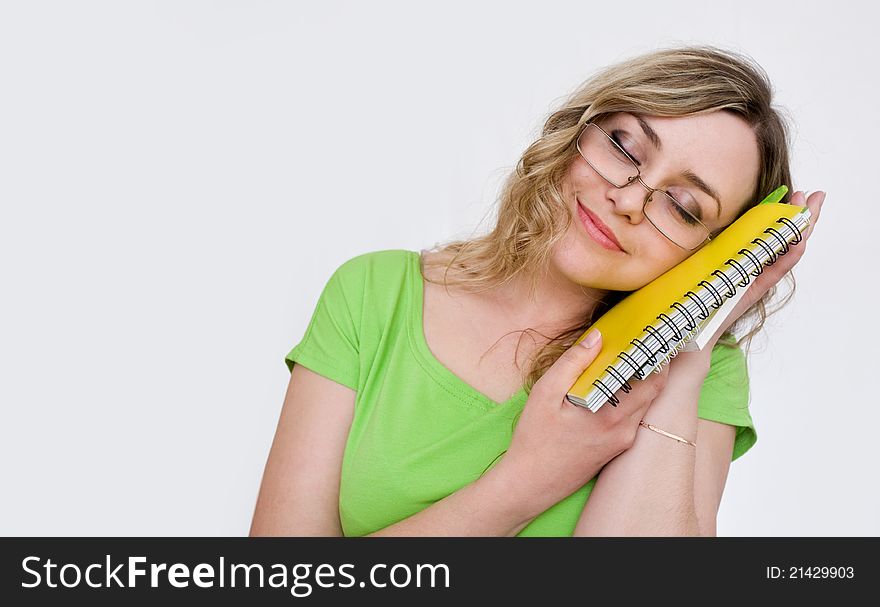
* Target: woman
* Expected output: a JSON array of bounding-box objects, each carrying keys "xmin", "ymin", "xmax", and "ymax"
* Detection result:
[{"xmin": 250, "ymin": 45, "xmax": 825, "ymax": 537}]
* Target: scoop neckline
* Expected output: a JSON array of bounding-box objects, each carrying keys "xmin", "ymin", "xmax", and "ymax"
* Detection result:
[{"xmin": 406, "ymin": 250, "xmax": 528, "ymax": 415}]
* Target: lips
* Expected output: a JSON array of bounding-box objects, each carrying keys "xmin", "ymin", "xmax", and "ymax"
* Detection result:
[{"xmin": 577, "ymin": 198, "xmax": 624, "ymax": 252}]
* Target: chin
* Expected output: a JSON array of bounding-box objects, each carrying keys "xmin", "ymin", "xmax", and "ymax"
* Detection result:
[
  {"xmin": 556, "ymin": 227, "xmax": 679, "ymax": 291},
  {"xmin": 584, "ymin": 263, "xmax": 668, "ymax": 293}
]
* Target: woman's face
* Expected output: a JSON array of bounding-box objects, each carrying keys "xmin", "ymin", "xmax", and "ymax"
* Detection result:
[{"xmin": 554, "ymin": 110, "xmax": 762, "ymax": 292}]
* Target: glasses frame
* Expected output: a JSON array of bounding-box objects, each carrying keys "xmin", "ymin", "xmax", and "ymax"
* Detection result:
[{"xmin": 575, "ymin": 120, "xmax": 714, "ymax": 251}]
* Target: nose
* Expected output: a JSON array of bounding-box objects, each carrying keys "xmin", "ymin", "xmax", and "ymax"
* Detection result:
[{"xmin": 606, "ymin": 175, "xmax": 651, "ymax": 224}]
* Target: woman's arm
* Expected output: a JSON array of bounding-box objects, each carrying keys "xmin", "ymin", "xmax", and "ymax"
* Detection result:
[
  {"xmin": 249, "ymin": 363, "xmax": 356, "ymax": 536},
  {"xmin": 365, "ymin": 463, "xmax": 547, "ymax": 537},
  {"xmin": 572, "ymin": 353, "xmax": 713, "ymax": 536},
  {"xmin": 250, "ymin": 363, "xmax": 554, "ymax": 537},
  {"xmin": 692, "ymin": 418, "xmax": 736, "ymax": 536}
]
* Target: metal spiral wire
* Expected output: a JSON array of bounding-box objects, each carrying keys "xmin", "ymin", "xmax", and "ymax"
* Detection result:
[{"xmin": 579, "ymin": 213, "xmax": 810, "ymax": 413}]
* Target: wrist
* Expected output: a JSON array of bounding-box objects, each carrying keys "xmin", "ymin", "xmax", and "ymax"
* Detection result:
[
  {"xmin": 474, "ymin": 461, "xmax": 543, "ymax": 533},
  {"xmin": 478, "ymin": 455, "xmax": 585, "ymax": 529},
  {"xmin": 668, "ymin": 350, "xmax": 712, "ymax": 382},
  {"xmin": 642, "ymin": 359, "xmax": 707, "ymax": 439}
]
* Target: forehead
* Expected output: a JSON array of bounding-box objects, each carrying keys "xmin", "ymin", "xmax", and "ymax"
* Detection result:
[{"xmin": 608, "ymin": 111, "xmax": 761, "ymax": 220}]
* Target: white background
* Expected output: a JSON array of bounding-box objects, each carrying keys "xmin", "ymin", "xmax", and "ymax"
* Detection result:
[{"xmin": 1, "ymin": 0, "xmax": 875, "ymax": 536}]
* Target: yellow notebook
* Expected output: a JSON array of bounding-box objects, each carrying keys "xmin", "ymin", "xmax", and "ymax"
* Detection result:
[{"xmin": 565, "ymin": 185, "xmax": 811, "ymax": 413}]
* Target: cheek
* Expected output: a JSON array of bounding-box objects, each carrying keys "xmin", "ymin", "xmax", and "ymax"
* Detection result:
[
  {"xmin": 630, "ymin": 238, "xmax": 690, "ymax": 282},
  {"xmin": 601, "ymin": 238, "xmax": 691, "ymax": 290},
  {"xmin": 552, "ymin": 244, "xmax": 684, "ymax": 291}
]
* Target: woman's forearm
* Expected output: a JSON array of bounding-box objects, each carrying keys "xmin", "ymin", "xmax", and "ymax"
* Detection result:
[
  {"xmin": 572, "ymin": 358, "xmax": 709, "ymax": 536},
  {"xmin": 364, "ymin": 462, "xmax": 550, "ymax": 537}
]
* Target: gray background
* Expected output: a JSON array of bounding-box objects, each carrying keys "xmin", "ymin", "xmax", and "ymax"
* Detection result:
[{"xmin": 1, "ymin": 0, "xmax": 875, "ymax": 535}]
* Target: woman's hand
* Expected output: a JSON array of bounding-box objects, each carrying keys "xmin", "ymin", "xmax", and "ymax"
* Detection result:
[
  {"xmin": 688, "ymin": 189, "xmax": 826, "ymax": 354},
  {"xmin": 491, "ymin": 329, "xmax": 669, "ymax": 515}
]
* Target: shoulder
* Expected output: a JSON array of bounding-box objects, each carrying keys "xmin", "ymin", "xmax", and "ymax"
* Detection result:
[
  {"xmin": 705, "ymin": 339, "xmax": 749, "ymax": 386},
  {"xmin": 699, "ymin": 339, "xmax": 757, "ymax": 462},
  {"xmin": 331, "ymin": 248, "xmax": 415, "ymax": 287},
  {"xmin": 326, "ymin": 248, "xmax": 418, "ymax": 334},
  {"xmin": 310, "ymin": 249, "xmax": 416, "ymax": 319},
  {"xmin": 699, "ymin": 339, "xmax": 752, "ymax": 422}
]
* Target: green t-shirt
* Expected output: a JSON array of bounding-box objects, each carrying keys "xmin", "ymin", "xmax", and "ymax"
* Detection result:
[{"xmin": 284, "ymin": 249, "xmax": 757, "ymax": 536}]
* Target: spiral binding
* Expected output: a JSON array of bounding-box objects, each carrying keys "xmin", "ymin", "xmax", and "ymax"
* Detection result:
[
  {"xmin": 650, "ymin": 322, "xmax": 704, "ymax": 372},
  {"xmin": 573, "ymin": 211, "xmax": 811, "ymax": 412}
]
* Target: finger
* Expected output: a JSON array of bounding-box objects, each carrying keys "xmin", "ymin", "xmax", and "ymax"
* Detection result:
[
  {"xmin": 537, "ymin": 328, "xmax": 603, "ymax": 401},
  {"xmin": 800, "ymin": 191, "xmax": 825, "ymax": 241},
  {"xmin": 790, "ymin": 191, "xmax": 816, "ymax": 238},
  {"xmin": 807, "ymin": 190, "xmax": 825, "ymax": 224}
]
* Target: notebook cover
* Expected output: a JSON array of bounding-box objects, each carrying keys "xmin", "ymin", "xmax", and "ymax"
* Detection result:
[{"xmin": 566, "ymin": 186, "xmax": 807, "ymax": 403}]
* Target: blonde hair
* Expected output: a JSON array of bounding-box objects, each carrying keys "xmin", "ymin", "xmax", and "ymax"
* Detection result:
[{"xmin": 421, "ymin": 44, "xmax": 797, "ymax": 396}]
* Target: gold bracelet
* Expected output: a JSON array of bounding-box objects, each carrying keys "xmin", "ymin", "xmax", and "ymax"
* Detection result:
[{"xmin": 638, "ymin": 419, "xmax": 696, "ymax": 447}]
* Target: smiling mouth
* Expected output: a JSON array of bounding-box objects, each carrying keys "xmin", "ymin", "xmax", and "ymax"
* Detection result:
[{"xmin": 577, "ymin": 198, "xmax": 624, "ymax": 252}]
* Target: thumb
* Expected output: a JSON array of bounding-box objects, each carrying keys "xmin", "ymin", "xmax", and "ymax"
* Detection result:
[{"xmin": 537, "ymin": 328, "xmax": 603, "ymax": 395}]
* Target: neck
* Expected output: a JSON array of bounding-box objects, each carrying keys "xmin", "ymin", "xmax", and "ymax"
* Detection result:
[{"xmin": 486, "ymin": 263, "xmax": 609, "ymax": 335}]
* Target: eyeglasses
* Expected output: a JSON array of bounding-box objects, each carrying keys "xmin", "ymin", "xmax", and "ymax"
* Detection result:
[{"xmin": 575, "ymin": 121, "xmax": 713, "ymax": 251}]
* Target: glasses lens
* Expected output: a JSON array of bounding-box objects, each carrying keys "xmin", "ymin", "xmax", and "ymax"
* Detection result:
[
  {"xmin": 578, "ymin": 123, "xmax": 710, "ymax": 250},
  {"xmin": 578, "ymin": 123, "xmax": 639, "ymax": 187},
  {"xmin": 645, "ymin": 191, "xmax": 709, "ymax": 250}
]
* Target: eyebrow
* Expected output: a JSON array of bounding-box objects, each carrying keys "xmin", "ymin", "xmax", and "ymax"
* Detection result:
[{"xmin": 630, "ymin": 113, "xmax": 723, "ymax": 220}]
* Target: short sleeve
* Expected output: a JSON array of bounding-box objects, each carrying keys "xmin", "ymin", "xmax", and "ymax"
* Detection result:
[
  {"xmin": 284, "ymin": 259, "xmax": 362, "ymax": 391},
  {"xmin": 696, "ymin": 341, "xmax": 756, "ymax": 462}
]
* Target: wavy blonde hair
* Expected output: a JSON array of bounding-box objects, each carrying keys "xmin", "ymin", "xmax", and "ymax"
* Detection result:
[{"xmin": 420, "ymin": 44, "xmax": 797, "ymax": 397}]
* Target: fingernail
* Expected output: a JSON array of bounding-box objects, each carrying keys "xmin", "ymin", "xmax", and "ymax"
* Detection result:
[{"xmin": 580, "ymin": 328, "xmax": 601, "ymax": 349}]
